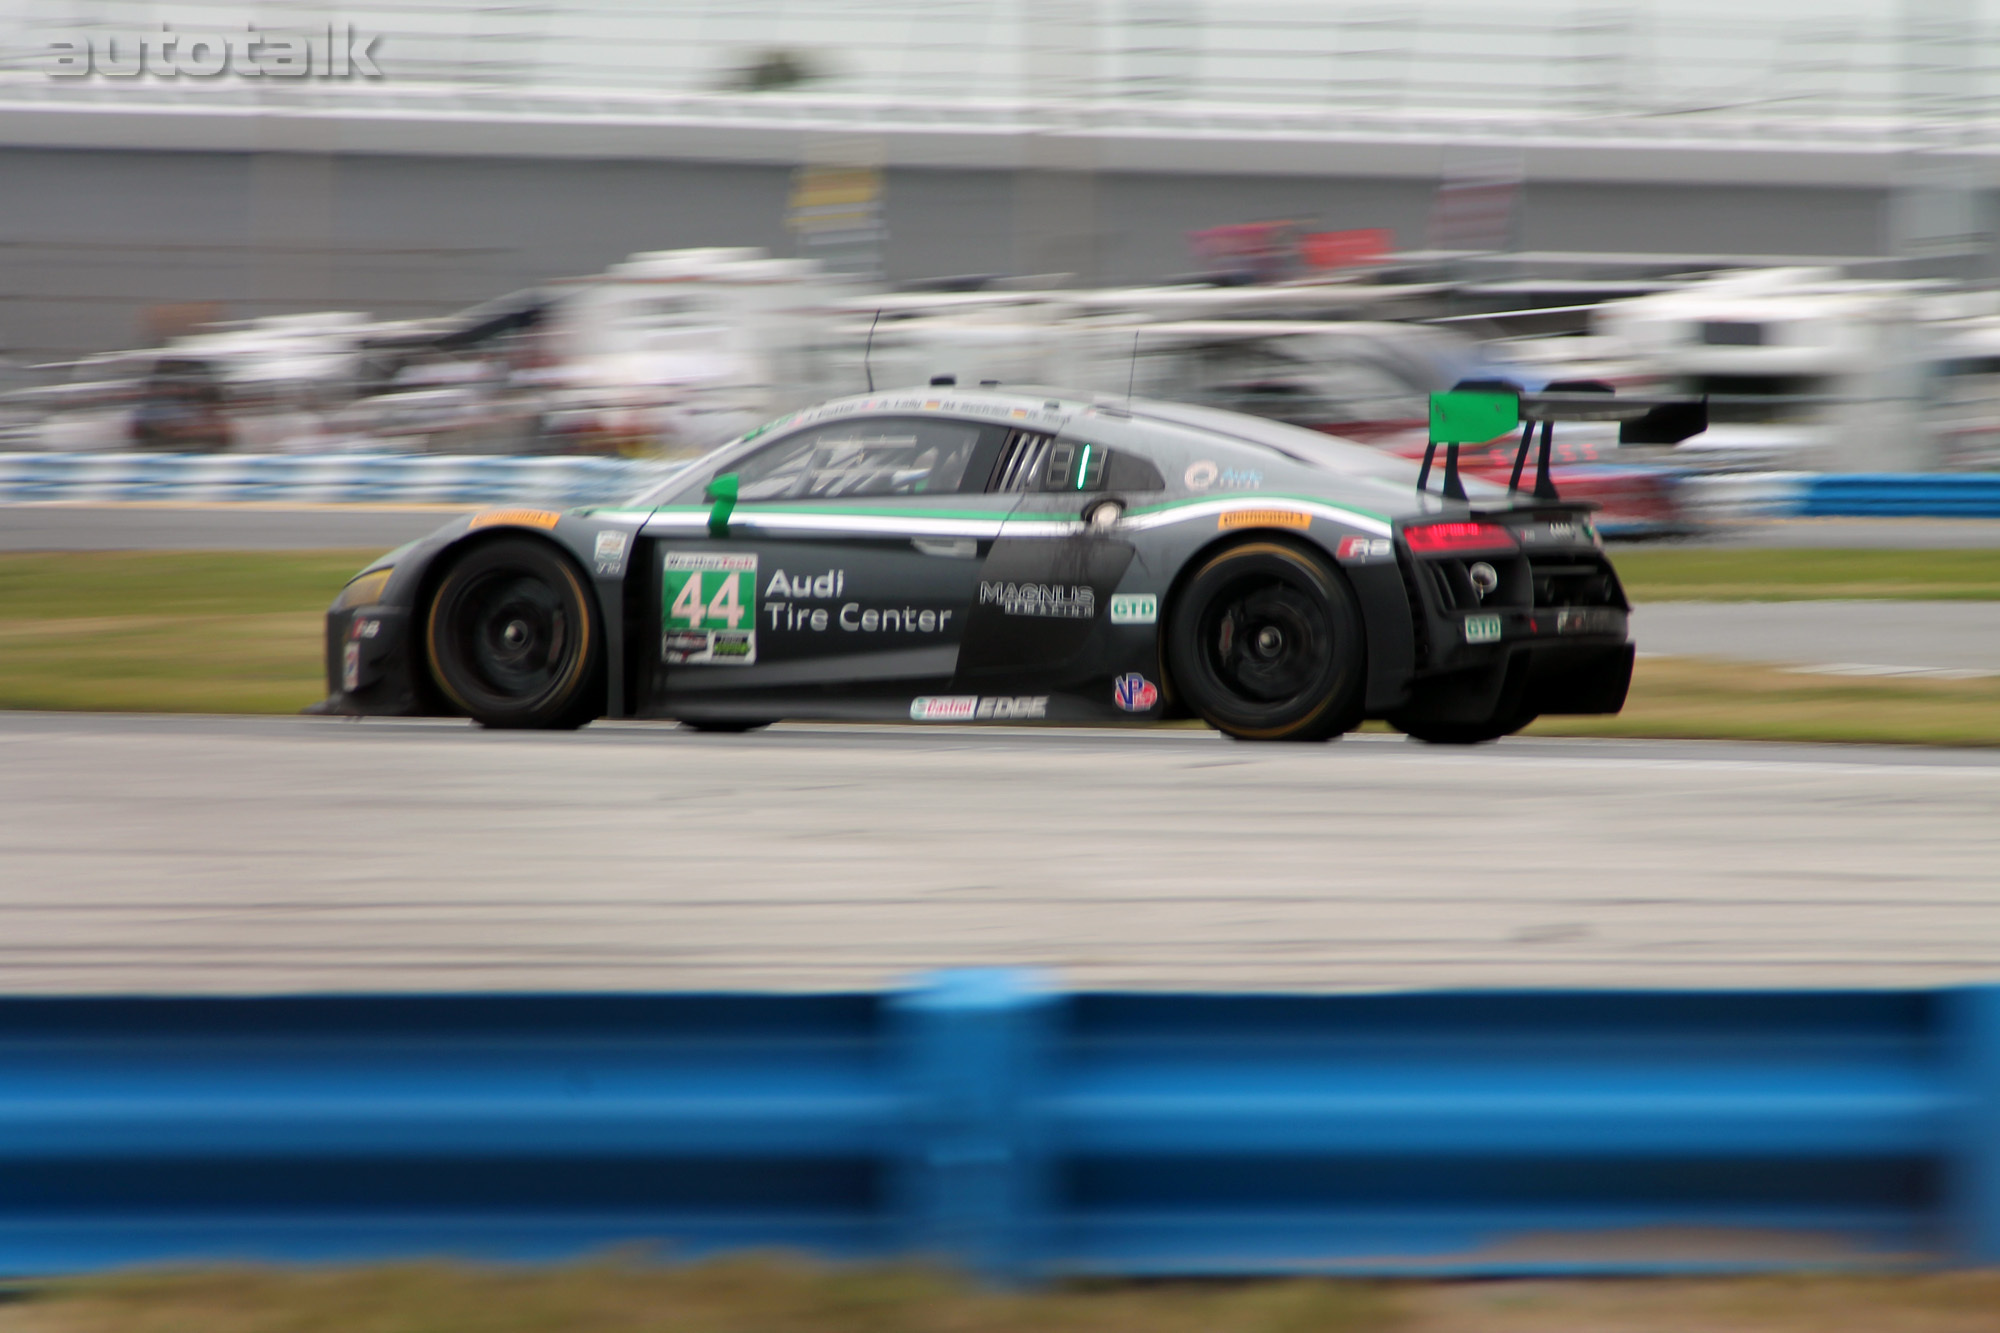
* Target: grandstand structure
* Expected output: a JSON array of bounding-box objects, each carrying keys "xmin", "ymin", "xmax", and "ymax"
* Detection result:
[{"xmin": 0, "ymin": 0, "xmax": 1994, "ymax": 359}]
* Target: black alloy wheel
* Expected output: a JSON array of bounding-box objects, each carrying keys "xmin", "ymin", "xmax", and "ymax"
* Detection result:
[
  {"xmin": 425, "ymin": 537, "xmax": 602, "ymax": 729},
  {"xmin": 1166, "ymin": 540, "xmax": 1366, "ymax": 742}
]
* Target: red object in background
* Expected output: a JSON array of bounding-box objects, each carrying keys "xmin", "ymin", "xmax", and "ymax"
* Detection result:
[
  {"xmin": 1188, "ymin": 221, "xmax": 1302, "ymax": 281},
  {"xmin": 1301, "ymin": 229, "xmax": 1393, "ymax": 270},
  {"xmin": 1372, "ymin": 432, "xmax": 1687, "ymax": 534}
]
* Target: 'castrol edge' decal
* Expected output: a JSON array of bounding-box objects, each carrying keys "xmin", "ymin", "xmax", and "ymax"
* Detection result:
[{"xmin": 911, "ymin": 695, "xmax": 1049, "ymax": 721}]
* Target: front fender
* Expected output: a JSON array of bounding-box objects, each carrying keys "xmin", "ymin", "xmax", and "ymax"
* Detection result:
[{"xmin": 322, "ymin": 505, "xmax": 648, "ymax": 719}]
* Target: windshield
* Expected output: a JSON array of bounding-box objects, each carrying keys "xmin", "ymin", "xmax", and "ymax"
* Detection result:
[{"xmin": 621, "ymin": 416, "xmax": 789, "ymax": 507}]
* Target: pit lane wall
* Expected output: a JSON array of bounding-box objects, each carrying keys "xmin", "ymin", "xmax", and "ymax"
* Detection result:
[
  {"xmin": 5, "ymin": 455, "xmax": 2000, "ymax": 518},
  {"xmin": 2, "ymin": 971, "xmax": 1997, "ymax": 1279}
]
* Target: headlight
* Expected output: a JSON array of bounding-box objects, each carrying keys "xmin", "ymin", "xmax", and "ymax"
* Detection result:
[{"xmin": 333, "ymin": 568, "xmax": 393, "ymax": 611}]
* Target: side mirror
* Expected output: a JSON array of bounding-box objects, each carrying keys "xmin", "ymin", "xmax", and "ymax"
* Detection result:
[{"xmin": 704, "ymin": 472, "xmax": 739, "ymax": 536}]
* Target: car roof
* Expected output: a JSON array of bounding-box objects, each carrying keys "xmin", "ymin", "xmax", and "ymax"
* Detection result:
[
  {"xmin": 631, "ymin": 385, "xmax": 1505, "ymax": 515},
  {"xmin": 802, "ymin": 384, "xmax": 1412, "ymax": 471}
]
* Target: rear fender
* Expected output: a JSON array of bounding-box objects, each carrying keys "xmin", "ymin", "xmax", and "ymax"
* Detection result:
[{"xmin": 1160, "ymin": 526, "xmax": 1414, "ymax": 716}]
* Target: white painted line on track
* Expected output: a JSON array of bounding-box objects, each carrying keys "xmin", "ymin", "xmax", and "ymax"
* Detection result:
[{"xmin": 1782, "ymin": 662, "xmax": 2000, "ymax": 680}]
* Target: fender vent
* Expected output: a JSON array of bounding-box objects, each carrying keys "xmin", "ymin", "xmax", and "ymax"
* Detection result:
[{"xmin": 992, "ymin": 430, "xmax": 1054, "ymax": 493}]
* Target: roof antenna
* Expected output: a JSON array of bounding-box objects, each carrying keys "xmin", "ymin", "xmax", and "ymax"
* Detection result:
[
  {"xmin": 863, "ymin": 309, "xmax": 880, "ymax": 393},
  {"xmin": 1125, "ymin": 328, "xmax": 1140, "ymax": 401}
]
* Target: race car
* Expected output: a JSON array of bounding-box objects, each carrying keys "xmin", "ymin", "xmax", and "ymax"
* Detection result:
[{"xmin": 315, "ymin": 384, "xmax": 1657, "ymax": 743}]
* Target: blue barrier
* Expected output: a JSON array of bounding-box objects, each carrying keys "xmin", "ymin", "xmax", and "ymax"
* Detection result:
[
  {"xmin": 0, "ymin": 973, "xmax": 1998, "ymax": 1280},
  {"xmin": 0, "ymin": 453, "xmax": 685, "ymax": 506},
  {"xmin": 1801, "ymin": 474, "xmax": 2000, "ymax": 518}
]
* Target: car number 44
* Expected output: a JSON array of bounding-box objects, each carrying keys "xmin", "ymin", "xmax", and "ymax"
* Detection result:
[{"xmin": 1463, "ymin": 614, "xmax": 1503, "ymax": 644}]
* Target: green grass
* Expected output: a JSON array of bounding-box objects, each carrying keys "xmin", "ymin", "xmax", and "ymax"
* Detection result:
[
  {"xmin": 0, "ymin": 551, "xmax": 372, "ymax": 714},
  {"xmin": 0, "ymin": 551, "xmax": 378, "ymax": 621},
  {"xmin": 1612, "ymin": 547, "xmax": 2000, "ymax": 601},
  {"xmin": 6, "ymin": 1259, "xmax": 1402, "ymax": 1333},
  {"xmin": 1528, "ymin": 655, "xmax": 2000, "ymax": 747},
  {"xmin": 9, "ymin": 1258, "xmax": 2000, "ymax": 1333}
]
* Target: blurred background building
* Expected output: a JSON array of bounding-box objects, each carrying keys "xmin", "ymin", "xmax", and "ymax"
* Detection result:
[
  {"xmin": 3, "ymin": 0, "xmax": 1996, "ymax": 359},
  {"xmin": 9, "ymin": 1, "xmax": 2000, "ymax": 493}
]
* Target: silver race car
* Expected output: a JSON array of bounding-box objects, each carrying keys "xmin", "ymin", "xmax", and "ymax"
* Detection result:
[{"xmin": 318, "ymin": 383, "xmax": 1694, "ymax": 742}]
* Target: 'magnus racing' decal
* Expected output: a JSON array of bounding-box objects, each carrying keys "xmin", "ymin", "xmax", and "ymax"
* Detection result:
[
  {"xmin": 979, "ymin": 580, "xmax": 1095, "ymax": 619},
  {"xmin": 662, "ymin": 551, "xmax": 757, "ymax": 665}
]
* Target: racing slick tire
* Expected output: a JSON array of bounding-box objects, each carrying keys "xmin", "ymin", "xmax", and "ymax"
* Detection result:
[
  {"xmin": 1390, "ymin": 712, "xmax": 1539, "ymax": 746},
  {"xmin": 1166, "ymin": 539, "xmax": 1366, "ymax": 742},
  {"xmin": 424, "ymin": 536, "xmax": 603, "ymax": 730}
]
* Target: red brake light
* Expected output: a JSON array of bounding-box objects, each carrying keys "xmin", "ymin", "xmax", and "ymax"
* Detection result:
[{"xmin": 1401, "ymin": 521, "xmax": 1519, "ymax": 554}]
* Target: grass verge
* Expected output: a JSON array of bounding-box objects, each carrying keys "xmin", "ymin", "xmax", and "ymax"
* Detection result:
[
  {"xmin": 0, "ymin": 551, "xmax": 370, "ymax": 714},
  {"xmin": 1611, "ymin": 547, "xmax": 2000, "ymax": 601},
  {"xmin": 1527, "ymin": 655, "xmax": 2000, "ymax": 747},
  {"xmin": 7, "ymin": 1258, "xmax": 2000, "ymax": 1333}
]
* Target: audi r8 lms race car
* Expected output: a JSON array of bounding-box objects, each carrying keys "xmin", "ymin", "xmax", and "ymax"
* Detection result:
[{"xmin": 317, "ymin": 384, "xmax": 1687, "ymax": 743}]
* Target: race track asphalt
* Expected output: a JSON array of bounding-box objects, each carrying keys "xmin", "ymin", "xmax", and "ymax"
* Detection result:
[
  {"xmin": 4, "ymin": 712, "xmax": 1995, "ymax": 995},
  {"xmin": 1633, "ymin": 600, "xmax": 2000, "ymax": 673}
]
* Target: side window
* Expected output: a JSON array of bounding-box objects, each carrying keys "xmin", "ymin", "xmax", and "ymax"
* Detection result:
[
  {"xmin": 732, "ymin": 416, "xmax": 990, "ymax": 501},
  {"xmin": 990, "ymin": 429, "xmax": 1164, "ymax": 493}
]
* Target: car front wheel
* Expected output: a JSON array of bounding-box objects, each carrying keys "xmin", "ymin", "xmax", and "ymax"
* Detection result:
[
  {"xmin": 1166, "ymin": 539, "xmax": 1366, "ymax": 742},
  {"xmin": 425, "ymin": 537, "xmax": 602, "ymax": 730}
]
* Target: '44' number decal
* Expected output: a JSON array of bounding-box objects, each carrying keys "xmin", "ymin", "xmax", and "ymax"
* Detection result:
[
  {"xmin": 669, "ymin": 570, "xmax": 746, "ymax": 628},
  {"xmin": 661, "ymin": 551, "xmax": 758, "ymax": 665}
]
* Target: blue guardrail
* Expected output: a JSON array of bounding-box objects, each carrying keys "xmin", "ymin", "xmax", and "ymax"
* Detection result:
[
  {"xmin": 0, "ymin": 453, "xmax": 683, "ymax": 506},
  {"xmin": 1800, "ymin": 474, "xmax": 2000, "ymax": 517},
  {"xmin": 2, "ymin": 972, "xmax": 1999, "ymax": 1279}
]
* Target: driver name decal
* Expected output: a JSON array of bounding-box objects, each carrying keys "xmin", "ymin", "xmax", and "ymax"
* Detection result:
[{"xmin": 662, "ymin": 551, "xmax": 757, "ymax": 665}]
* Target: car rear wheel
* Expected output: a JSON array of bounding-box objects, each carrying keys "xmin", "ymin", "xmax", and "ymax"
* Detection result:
[
  {"xmin": 425, "ymin": 537, "xmax": 602, "ymax": 730},
  {"xmin": 1166, "ymin": 540, "xmax": 1366, "ymax": 742}
]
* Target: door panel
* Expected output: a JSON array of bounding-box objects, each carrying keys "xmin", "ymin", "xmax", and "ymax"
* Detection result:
[
  {"xmin": 641, "ymin": 413, "xmax": 1016, "ymax": 709},
  {"xmin": 956, "ymin": 493, "xmax": 1136, "ymax": 677},
  {"xmin": 656, "ymin": 533, "xmax": 991, "ymax": 697}
]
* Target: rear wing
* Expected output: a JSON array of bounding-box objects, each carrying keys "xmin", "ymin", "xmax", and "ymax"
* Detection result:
[{"xmin": 1418, "ymin": 380, "xmax": 1708, "ymax": 502}]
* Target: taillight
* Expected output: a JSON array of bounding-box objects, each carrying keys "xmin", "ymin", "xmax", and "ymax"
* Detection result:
[{"xmin": 1401, "ymin": 521, "xmax": 1519, "ymax": 554}]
